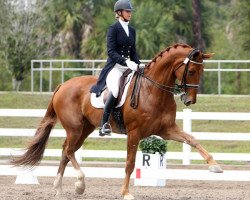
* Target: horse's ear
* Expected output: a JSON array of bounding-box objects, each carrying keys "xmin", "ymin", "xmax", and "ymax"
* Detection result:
[{"xmin": 202, "ymin": 53, "xmax": 214, "ymax": 59}]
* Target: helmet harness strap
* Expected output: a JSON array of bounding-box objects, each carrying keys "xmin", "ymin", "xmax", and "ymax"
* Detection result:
[{"xmin": 117, "ymin": 10, "xmax": 129, "ymax": 22}]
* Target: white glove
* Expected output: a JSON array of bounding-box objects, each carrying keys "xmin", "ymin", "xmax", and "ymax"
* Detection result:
[
  {"xmin": 125, "ymin": 59, "xmax": 138, "ymax": 71},
  {"xmin": 139, "ymin": 63, "xmax": 145, "ymax": 69}
]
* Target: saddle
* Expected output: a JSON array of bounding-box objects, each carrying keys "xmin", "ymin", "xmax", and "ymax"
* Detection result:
[
  {"xmin": 91, "ymin": 69, "xmax": 134, "ymax": 109},
  {"xmin": 118, "ymin": 69, "xmax": 133, "ymax": 101}
]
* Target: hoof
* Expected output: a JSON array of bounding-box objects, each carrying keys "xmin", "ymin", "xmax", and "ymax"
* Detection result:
[
  {"xmin": 209, "ymin": 165, "xmax": 223, "ymax": 173},
  {"xmin": 54, "ymin": 184, "xmax": 62, "ymax": 196},
  {"xmin": 75, "ymin": 181, "xmax": 85, "ymax": 194},
  {"xmin": 124, "ymin": 193, "xmax": 135, "ymax": 200},
  {"xmin": 53, "ymin": 175, "xmax": 63, "ymax": 196},
  {"xmin": 55, "ymin": 188, "xmax": 62, "ymax": 196}
]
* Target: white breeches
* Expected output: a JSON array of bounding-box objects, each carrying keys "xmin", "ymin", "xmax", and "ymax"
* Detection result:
[{"xmin": 106, "ymin": 64, "xmax": 128, "ymax": 98}]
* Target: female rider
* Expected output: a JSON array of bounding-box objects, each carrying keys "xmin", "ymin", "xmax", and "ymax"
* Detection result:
[{"xmin": 90, "ymin": 0, "xmax": 143, "ymax": 136}]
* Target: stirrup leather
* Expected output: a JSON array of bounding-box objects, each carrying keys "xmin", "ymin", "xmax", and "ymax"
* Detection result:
[{"xmin": 99, "ymin": 122, "xmax": 112, "ymax": 136}]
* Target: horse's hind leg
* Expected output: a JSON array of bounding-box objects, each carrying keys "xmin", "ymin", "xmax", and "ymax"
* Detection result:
[
  {"xmin": 163, "ymin": 127, "xmax": 223, "ymax": 173},
  {"xmin": 54, "ymin": 121, "xmax": 95, "ymax": 195},
  {"xmin": 53, "ymin": 147, "xmax": 69, "ymax": 195},
  {"xmin": 67, "ymin": 124, "xmax": 95, "ymax": 194}
]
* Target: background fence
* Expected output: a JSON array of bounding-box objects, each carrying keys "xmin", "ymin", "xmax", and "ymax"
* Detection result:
[
  {"xmin": 1, "ymin": 108, "xmax": 250, "ymax": 181},
  {"xmin": 0, "ymin": 108, "xmax": 249, "ymax": 165},
  {"xmin": 31, "ymin": 59, "xmax": 250, "ymax": 94}
]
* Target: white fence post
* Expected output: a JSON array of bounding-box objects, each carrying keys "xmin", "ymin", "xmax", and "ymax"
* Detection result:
[{"xmin": 182, "ymin": 109, "xmax": 192, "ymax": 165}]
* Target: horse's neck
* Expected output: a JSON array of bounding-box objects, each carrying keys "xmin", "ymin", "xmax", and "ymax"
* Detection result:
[{"xmin": 145, "ymin": 58, "xmax": 176, "ymax": 88}]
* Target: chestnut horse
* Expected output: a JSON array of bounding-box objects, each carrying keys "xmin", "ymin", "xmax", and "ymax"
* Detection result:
[{"xmin": 12, "ymin": 44, "xmax": 223, "ymax": 200}]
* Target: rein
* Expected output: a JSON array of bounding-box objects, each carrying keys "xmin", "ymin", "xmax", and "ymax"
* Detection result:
[{"xmin": 130, "ymin": 49, "xmax": 203, "ymax": 109}]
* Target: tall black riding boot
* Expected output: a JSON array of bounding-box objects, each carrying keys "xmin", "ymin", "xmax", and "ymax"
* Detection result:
[{"xmin": 99, "ymin": 93, "xmax": 117, "ymax": 136}]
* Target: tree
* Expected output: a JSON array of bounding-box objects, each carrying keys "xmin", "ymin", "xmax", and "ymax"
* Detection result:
[
  {"xmin": 231, "ymin": 0, "xmax": 250, "ymax": 93},
  {"xmin": 192, "ymin": 0, "xmax": 204, "ymax": 93},
  {"xmin": 231, "ymin": 0, "xmax": 250, "ymax": 56},
  {"xmin": 132, "ymin": 1, "xmax": 171, "ymax": 59},
  {"xmin": 82, "ymin": 2, "xmax": 114, "ymax": 59},
  {"xmin": 0, "ymin": 0, "xmax": 248, "ymax": 93},
  {"xmin": 1, "ymin": 0, "xmax": 50, "ymax": 91},
  {"xmin": 167, "ymin": 1, "xmax": 193, "ymax": 44},
  {"xmin": 41, "ymin": 0, "xmax": 92, "ymax": 59},
  {"xmin": 0, "ymin": 1, "xmax": 12, "ymax": 90},
  {"xmin": 192, "ymin": 0, "xmax": 204, "ymax": 51}
]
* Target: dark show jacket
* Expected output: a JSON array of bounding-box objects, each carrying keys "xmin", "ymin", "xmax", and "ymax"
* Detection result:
[{"xmin": 90, "ymin": 21, "xmax": 140, "ymax": 97}]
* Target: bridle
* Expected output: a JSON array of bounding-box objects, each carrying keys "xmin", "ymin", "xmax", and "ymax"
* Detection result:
[
  {"xmin": 143, "ymin": 48, "xmax": 203, "ymax": 94},
  {"xmin": 174, "ymin": 49, "xmax": 204, "ymax": 92},
  {"xmin": 130, "ymin": 48, "xmax": 204, "ymax": 108}
]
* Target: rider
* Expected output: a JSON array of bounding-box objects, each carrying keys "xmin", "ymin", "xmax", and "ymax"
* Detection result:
[{"xmin": 90, "ymin": 0, "xmax": 143, "ymax": 136}]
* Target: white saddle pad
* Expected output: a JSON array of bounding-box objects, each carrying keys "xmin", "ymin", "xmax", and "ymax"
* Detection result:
[{"xmin": 91, "ymin": 71, "xmax": 135, "ymax": 108}]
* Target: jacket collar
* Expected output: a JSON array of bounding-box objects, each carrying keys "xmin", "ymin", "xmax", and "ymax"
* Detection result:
[{"xmin": 116, "ymin": 21, "xmax": 132, "ymax": 43}]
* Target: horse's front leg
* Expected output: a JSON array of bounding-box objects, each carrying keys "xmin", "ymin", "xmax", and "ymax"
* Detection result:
[
  {"xmin": 121, "ymin": 130, "xmax": 140, "ymax": 200},
  {"xmin": 163, "ymin": 127, "xmax": 223, "ymax": 173}
]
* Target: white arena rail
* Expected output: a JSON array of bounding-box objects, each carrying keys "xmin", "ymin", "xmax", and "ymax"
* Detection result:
[
  {"xmin": 1, "ymin": 108, "xmax": 250, "ymax": 182},
  {"xmin": 0, "ymin": 108, "xmax": 250, "ymax": 164}
]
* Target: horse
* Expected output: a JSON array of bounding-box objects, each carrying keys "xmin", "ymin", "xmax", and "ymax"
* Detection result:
[{"xmin": 11, "ymin": 43, "xmax": 223, "ymax": 200}]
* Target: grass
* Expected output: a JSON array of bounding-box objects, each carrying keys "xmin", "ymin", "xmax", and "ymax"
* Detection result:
[
  {"xmin": 0, "ymin": 92, "xmax": 52, "ymax": 109},
  {"xmin": 0, "ymin": 92, "xmax": 249, "ymax": 165}
]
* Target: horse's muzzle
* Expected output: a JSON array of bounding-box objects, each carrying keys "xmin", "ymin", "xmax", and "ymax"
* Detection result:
[{"xmin": 180, "ymin": 93, "xmax": 195, "ymax": 106}]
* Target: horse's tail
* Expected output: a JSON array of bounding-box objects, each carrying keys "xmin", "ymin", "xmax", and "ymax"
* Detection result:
[{"xmin": 11, "ymin": 85, "xmax": 62, "ymax": 167}]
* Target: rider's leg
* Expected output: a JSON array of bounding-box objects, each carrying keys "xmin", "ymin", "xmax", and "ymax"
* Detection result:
[
  {"xmin": 99, "ymin": 67, "xmax": 121, "ymax": 136},
  {"xmin": 99, "ymin": 65, "xmax": 127, "ymax": 136},
  {"xmin": 99, "ymin": 92, "xmax": 117, "ymax": 136}
]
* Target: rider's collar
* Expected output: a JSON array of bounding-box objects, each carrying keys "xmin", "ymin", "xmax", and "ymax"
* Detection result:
[{"xmin": 119, "ymin": 18, "xmax": 129, "ymax": 26}]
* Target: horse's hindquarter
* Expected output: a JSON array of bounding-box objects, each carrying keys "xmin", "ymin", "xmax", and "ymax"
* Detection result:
[
  {"xmin": 53, "ymin": 75, "xmax": 97, "ymax": 104},
  {"xmin": 53, "ymin": 76, "xmax": 99, "ymax": 128}
]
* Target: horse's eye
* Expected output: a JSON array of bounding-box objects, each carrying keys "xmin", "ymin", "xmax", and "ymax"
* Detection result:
[{"xmin": 188, "ymin": 70, "xmax": 195, "ymax": 76}]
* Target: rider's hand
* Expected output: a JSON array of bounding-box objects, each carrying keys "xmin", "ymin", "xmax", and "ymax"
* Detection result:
[
  {"xmin": 139, "ymin": 63, "xmax": 145, "ymax": 69},
  {"xmin": 125, "ymin": 60, "xmax": 138, "ymax": 71}
]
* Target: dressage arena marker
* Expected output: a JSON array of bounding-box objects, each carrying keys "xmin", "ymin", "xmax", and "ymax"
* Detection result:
[
  {"xmin": 14, "ymin": 167, "xmax": 39, "ymax": 184},
  {"xmin": 134, "ymin": 153, "xmax": 167, "ymax": 186},
  {"xmin": 1, "ymin": 165, "xmax": 250, "ymax": 183}
]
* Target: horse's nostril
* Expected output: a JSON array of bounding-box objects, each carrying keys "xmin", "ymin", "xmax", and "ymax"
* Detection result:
[
  {"xmin": 180, "ymin": 93, "xmax": 186, "ymax": 101},
  {"xmin": 185, "ymin": 100, "xmax": 192, "ymax": 106}
]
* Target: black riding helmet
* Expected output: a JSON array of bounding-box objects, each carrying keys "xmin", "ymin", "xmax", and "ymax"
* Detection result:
[{"xmin": 114, "ymin": 0, "xmax": 134, "ymax": 12}]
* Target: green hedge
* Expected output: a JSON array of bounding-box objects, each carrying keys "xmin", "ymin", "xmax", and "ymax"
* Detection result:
[{"xmin": 139, "ymin": 136, "xmax": 167, "ymax": 156}]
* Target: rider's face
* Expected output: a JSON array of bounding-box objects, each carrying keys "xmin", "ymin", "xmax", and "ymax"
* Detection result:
[{"xmin": 121, "ymin": 10, "xmax": 132, "ymax": 21}]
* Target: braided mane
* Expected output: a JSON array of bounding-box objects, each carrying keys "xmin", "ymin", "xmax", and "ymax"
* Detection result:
[{"xmin": 146, "ymin": 43, "xmax": 191, "ymax": 68}]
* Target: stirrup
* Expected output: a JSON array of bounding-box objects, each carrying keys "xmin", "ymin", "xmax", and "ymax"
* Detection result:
[{"xmin": 99, "ymin": 123, "xmax": 112, "ymax": 136}]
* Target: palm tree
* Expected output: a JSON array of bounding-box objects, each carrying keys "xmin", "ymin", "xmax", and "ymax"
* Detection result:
[
  {"xmin": 41, "ymin": 0, "xmax": 90, "ymax": 59},
  {"xmin": 82, "ymin": 1, "xmax": 114, "ymax": 59},
  {"xmin": 192, "ymin": 0, "xmax": 204, "ymax": 50},
  {"xmin": 132, "ymin": 1, "xmax": 171, "ymax": 59}
]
